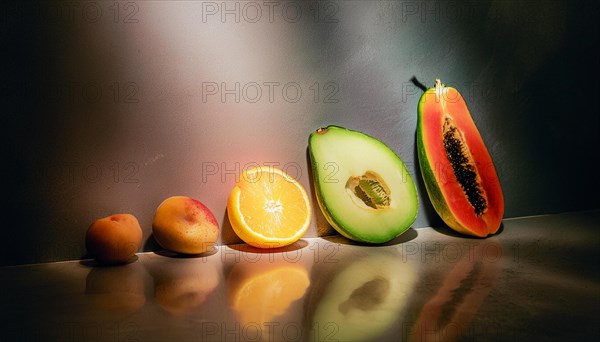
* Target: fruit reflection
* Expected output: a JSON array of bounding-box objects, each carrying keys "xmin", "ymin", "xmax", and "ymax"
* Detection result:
[
  {"xmin": 227, "ymin": 261, "xmax": 310, "ymax": 340},
  {"xmin": 308, "ymin": 250, "xmax": 417, "ymax": 342},
  {"xmin": 150, "ymin": 258, "xmax": 220, "ymax": 316},
  {"xmin": 409, "ymin": 240, "xmax": 503, "ymax": 342},
  {"xmin": 85, "ymin": 262, "xmax": 146, "ymax": 314}
]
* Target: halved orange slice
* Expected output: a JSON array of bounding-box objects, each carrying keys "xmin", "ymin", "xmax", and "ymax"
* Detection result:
[{"xmin": 227, "ymin": 166, "xmax": 311, "ymax": 248}]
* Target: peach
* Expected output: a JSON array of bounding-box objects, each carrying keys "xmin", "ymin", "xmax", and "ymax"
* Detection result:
[
  {"xmin": 85, "ymin": 214, "xmax": 143, "ymax": 264},
  {"xmin": 152, "ymin": 196, "xmax": 219, "ymax": 254}
]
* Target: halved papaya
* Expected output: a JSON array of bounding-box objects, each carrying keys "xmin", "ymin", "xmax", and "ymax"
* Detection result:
[{"xmin": 417, "ymin": 79, "xmax": 504, "ymax": 237}]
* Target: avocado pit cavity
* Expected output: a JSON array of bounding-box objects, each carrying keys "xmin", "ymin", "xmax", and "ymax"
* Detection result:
[{"xmin": 346, "ymin": 171, "xmax": 391, "ymax": 210}]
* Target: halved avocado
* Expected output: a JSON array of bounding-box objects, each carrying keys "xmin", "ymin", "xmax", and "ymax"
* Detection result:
[{"xmin": 309, "ymin": 125, "xmax": 418, "ymax": 243}]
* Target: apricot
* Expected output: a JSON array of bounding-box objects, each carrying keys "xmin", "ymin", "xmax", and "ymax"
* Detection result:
[
  {"xmin": 85, "ymin": 214, "xmax": 143, "ymax": 264},
  {"xmin": 152, "ymin": 196, "xmax": 219, "ymax": 254}
]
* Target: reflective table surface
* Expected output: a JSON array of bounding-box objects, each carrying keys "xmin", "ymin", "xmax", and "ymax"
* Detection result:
[{"xmin": 2, "ymin": 211, "xmax": 599, "ymax": 341}]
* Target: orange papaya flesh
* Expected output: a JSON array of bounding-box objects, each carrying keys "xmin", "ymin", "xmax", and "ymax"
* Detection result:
[{"xmin": 417, "ymin": 79, "xmax": 504, "ymax": 237}]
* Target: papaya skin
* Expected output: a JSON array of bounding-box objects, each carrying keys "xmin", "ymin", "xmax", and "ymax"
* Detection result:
[
  {"xmin": 416, "ymin": 129, "xmax": 471, "ymax": 236},
  {"xmin": 417, "ymin": 80, "xmax": 504, "ymax": 237}
]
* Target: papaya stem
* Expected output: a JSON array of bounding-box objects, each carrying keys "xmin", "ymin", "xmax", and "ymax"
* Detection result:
[{"xmin": 435, "ymin": 79, "xmax": 443, "ymax": 98}]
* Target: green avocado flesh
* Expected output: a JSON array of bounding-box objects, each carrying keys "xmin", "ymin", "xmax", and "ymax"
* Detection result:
[{"xmin": 309, "ymin": 126, "xmax": 418, "ymax": 243}]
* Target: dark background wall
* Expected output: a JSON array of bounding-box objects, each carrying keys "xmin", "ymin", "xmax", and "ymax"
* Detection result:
[{"xmin": 2, "ymin": 0, "xmax": 598, "ymax": 266}]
